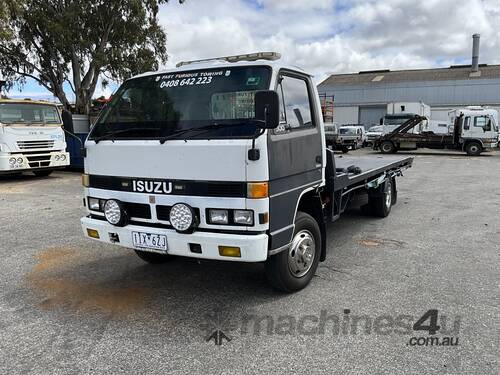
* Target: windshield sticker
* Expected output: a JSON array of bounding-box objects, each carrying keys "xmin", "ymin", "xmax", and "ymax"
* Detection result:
[
  {"xmin": 246, "ymin": 77, "xmax": 260, "ymax": 86},
  {"xmin": 156, "ymin": 70, "xmax": 227, "ymax": 88}
]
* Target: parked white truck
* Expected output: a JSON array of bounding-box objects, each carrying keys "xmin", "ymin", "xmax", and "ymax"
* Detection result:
[
  {"xmin": 78, "ymin": 53, "xmax": 414, "ymax": 292},
  {"xmin": 375, "ymin": 107, "xmax": 498, "ymax": 155},
  {"xmin": 0, "ymin": 99, "xmax": 69, "ymax": 176}
]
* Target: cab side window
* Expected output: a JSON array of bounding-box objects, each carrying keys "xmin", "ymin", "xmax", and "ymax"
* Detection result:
[
  {"xmin": 276, "ymin": 75, "xmax": 314, "ymax": 131},
  {"xmin": 463, "ymin": 116, "xmax": 471, "ymax": 130},
  {"xmin": 474, "ymin": 116, "xmax": 491, "ymax": 130}
]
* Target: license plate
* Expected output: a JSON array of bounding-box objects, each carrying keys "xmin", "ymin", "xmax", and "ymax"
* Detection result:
[{"xmin": 132, "ymin": 231, "xmax": 168, "ymax": 252}]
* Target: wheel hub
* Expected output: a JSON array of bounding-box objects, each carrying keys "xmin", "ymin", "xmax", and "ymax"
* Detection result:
[{"xmin": 288, "ymin": 230, "xmax": 316, "ymax": 278}]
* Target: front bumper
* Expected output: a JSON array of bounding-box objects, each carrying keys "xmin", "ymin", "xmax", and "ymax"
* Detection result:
[
  {"xmin": 0, "ymin": 151, "xmax": 70, "ymax": 172},
  {"xmin": 81, "ymin": 216, "xmax": 269, "ymax": 262}
]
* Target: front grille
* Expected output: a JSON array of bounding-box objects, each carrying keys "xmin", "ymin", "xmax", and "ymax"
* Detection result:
[
  {"xmin": 206, "ymin": 183, "xmax": 247, "ymax": 197},
  {"xmin": 27, "ymin": 155, "xmax": 51, "ymax": 162},
  {"xmin": 27, "ymin": 154, "xmax": 52, "ymax": 168},
  {"xmin": 156, "ymin": 205, "xmax": 171, "ymax": 221},
  {"xmin": 123, "ymin": 202, "xmax": 151, "ymax": 219},
  {"xmin": 88, "ymin": 175, "xmax": 247, "ymax": 198},
  {"xmin": 17, "ymin": 140, "xmax": 55, "ymax": 150}
]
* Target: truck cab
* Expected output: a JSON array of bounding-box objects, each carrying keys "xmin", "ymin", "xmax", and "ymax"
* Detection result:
[
  {"xmin": 80, "ymin": 53, "xmax": 413, "ymax": 292},
  {"xmin": 451, "ymin": 108, "xmax": 499, "ymax": 154},
  {"xmin": 0, "ymin": 99, "xmax": 70, "ymax": 176}
]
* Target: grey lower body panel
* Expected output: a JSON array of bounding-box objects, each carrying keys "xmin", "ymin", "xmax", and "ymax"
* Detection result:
[{"xmin": 267, "ymin": 168, "xmax": 322, "ymax": 253}]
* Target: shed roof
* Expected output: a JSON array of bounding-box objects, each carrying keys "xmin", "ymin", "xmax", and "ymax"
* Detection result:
[{"xmin": 318, "ymin": 64, "xmax": 500, "ymax": 87}]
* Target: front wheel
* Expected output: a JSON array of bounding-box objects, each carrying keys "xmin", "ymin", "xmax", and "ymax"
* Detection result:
[
  {"xmin": 341, "ymin": 147, "xmax": 349, "ymax": 154},
  {"xmin": 265, "ymin": 212, "xmax": 321, "ymax": 293},
  {"xmin": 33, "ymin": 170, "xmax": 53, "ymax": 177},
  {"xmin": 134, "ymin": 250, "xmax": 174, "ymax": 264},
  {"xmin": 465, "ymin": 141, "xmax": 482, "ymax": 156}
]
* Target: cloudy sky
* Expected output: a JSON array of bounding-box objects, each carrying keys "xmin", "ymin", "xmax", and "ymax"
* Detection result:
[{"xmin": 8, "ymin": 0, "xmax": 500, "ymax": 100}]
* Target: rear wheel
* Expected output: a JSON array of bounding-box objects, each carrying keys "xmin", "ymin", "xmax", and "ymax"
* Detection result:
[
  {"xmin": 33, "ymin": 170, "xmax": 53, "ymax": 177},
  {"xmin": 265, "ymin": 212, "xmax": 321, "ymax": 293},
  {"xmin": 380, "ymin": 141, "xmax": 396, "ymax": 154},
  {"xmin": 465, "ymin": 141, "xmax": 482, "ymax": 156},
  {"xmin": 134, "ymin": 250, "xmax": 174, "ymax": 264},
  {"xmin": 341, "ymin": 146, "xmax": 349, "ymax": 153},
  {"xmin": 369, "ymin": 178, "xmax": 393, "ymax": 217}
]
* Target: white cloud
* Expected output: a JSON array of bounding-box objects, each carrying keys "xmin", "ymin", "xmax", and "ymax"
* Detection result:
[
  {"xmin": 159, "ymin": 0, "xmax": 500, "ymax": 84},
  {"xmin": 10, "ymin": 0, "xmax": 500, "ymax": 98}
]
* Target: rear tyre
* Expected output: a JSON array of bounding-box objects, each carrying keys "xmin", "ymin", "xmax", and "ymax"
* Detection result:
[
  {"xmin": 134, "ymin": 250, "xmax": 174, "ymax": 264},
  {"xmin": 369, "ymin": 178, "xmax": 393, "ymax": 218},
  {"xmin": 465, "ymin": 141, "xmax": 482, "ymax": 156},
  {"xmin": 265, "ymin": 212, "xmax": 321, "ymax": 293},
  {"xmin": 380, "ymin": 141, "xmax": 396, "ymax": 154},
  {"xmin": 33, "ymin": 170, "xmax": 53, "ymax": 177}
]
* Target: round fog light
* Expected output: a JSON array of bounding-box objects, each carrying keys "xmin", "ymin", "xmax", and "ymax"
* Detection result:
[
  {"xmin": 104, "ymin": 199, "xmax": 127, "ymax": 226},
  {"xmin": 169, "ymin": 203, "xmax": 196, "ymax": 232}
]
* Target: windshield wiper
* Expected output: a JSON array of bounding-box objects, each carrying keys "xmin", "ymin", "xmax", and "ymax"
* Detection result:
[
  {"xmin": 93, "ymin": 127, "xmax": 160, "ymax": 143},
  {"xmin": 159, "ymin": 122, "xmax": 256, "ymax": 144}
]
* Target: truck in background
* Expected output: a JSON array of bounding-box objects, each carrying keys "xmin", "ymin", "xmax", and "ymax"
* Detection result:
[
  {"xmin": 78, "ymin": 52, "xmax": 414, "ymax": 292},
  {"xmin": 382, "ymin": 102, "xmax": 431, "ymax": 135},
  {"xmin": 375, "ymin": 107, "xmax": 498, "ymax": 155},
  {"xmin": 0, "ymin": 99, "xmax": 69, "ymax": 176}
]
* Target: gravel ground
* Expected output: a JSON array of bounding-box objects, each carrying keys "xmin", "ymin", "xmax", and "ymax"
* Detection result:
[{"xmin": 0, "ymin": 148, "xmax": 499, "ymax": 374}]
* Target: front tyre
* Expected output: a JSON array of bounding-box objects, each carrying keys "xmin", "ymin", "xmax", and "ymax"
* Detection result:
[
  {"xmin": 465, "ymin": 141, "xmax": 482, "ymax": 156},
  {"xmin": 265, "ymin": 212, "xmax": 321, "ymax": 293},
  {"xmin": 134, "ymin": 250, "xmax": 174, "ymax": 264}
]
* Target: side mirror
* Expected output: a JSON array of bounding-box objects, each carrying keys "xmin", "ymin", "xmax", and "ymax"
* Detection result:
[
  {"xmin": 61, "ymin": 109, "xmax": 74, "ymax": 133},
  {"xmin": 255, "ymin": 90, "xmax": 280, "ymax": 129}
]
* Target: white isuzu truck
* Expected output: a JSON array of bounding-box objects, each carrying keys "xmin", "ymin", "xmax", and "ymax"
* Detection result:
[
  {"xmin": 0, "ymin": 99, "xmax": 69, "ymax": 176},
  {"xmin": 78, "ymin": 53, "xmax": 413, "ymax": 292}
]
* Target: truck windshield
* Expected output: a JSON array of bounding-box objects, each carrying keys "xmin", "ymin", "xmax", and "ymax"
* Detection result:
[
  {"xmin": 339, "ymin": 128, "xmax": 356, "ymax": 135},
  {"xmin": 90, "ymin": 66, "xmax": 271, "ymax": 140},
  {"xmin": 0, "ymin": 103, "xmax": 61, "ymax": 125}
]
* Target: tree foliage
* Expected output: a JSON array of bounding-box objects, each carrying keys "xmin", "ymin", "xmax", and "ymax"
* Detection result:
[{"xmin": 0, "ymin": 0, "xmax": 183, "ymax": 114}]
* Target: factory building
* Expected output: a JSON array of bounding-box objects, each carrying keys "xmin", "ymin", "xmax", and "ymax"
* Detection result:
[{"xmin": 317, "ymin": 34, "xmax": 500, "ymax": 128}]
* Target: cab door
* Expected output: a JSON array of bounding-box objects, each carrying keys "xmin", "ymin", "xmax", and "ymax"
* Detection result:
[
  {"xmin": 266, "ymin": 71, "xmax": 323, "ymax": 251},
  {"xmin": 468, "ymin": 115, "xmax": 495, "ymax": 141}
]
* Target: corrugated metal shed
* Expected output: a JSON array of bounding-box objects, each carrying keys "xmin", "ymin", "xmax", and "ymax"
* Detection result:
[
  {"xmin": 319, "ymin": 64, "xmax": 500, "ymax": 86},
  {"xmin": 317, "ymin": 64, "xmax": 500, "ymax": 126}
]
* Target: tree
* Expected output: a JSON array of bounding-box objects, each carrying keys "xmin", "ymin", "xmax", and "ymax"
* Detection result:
[{"xmin": 0, "ymin": 0, "xmax": 184, "ymax": 114}]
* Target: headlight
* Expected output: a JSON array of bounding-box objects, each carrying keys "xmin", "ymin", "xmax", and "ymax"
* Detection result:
[
  {"xmin": 104, "ymin": 199, "xmax": 127, "ymax": 226},
  {"xmin": 88, "ymin": 197, "xmax": 101, "ymax": 211},
  {"xmin": 9, "ymin": 157, "xmax": 16, "ymax": 165},
  {"xmin": 169, "ymin": 203, "xmax": 196, "ymax": 232},
  {"xmin": 55, "ymin": 155, "xmax": 60, "ymax": 161},
  {"xmin": 208, "ymin": 209, "xmax": 229, "ymax": 225},
  {"xmin": 17, "ymin": 157, "xmax": 23, "ymax": 164},
  {"xmin": 234, "ymin": 210, "xmax": 254, "ymax": 225},
  {"xmin": 60, "ymin": 154, "xmax": 66, "ymax": 161}
]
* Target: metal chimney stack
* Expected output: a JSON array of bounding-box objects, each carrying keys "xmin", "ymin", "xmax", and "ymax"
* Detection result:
[{"xmin": 472, "ymin": 34, "xmax": 480, "ymax": 72}]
